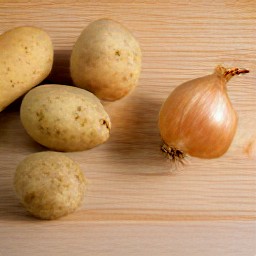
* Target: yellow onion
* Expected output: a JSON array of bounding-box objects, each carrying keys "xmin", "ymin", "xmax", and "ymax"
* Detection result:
[{"xmin": 158, "ymin": 66, "xmax": 249, "ymax": 162}]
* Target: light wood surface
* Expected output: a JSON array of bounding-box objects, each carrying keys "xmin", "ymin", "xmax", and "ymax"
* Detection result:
[{"xmin": 0, "ymin": 1, "xmax": 255, "ymax": 255}]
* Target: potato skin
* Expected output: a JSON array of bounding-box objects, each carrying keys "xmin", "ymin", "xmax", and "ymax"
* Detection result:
[
  {"xmin": 14, "ymin": 152, "xmax": 86, "ymax": 220},
  {"xmin": 0, "ymin": 26, "xmax": 53, "ymax": 112},
  {"xmin": 20, "ymin": 84, "xmax": 111, "ymax": 151},
  {"xmin": 70, "ymin": 19, "xmax": 142, "ymax": 101}
]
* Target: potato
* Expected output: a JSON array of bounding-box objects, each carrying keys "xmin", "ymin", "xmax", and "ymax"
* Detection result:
[
  {"xmin": 20, "ymin": 84, "xmax": 111, "ymax": 151},
  {"xmin": 70, "ymin": 19, "xmax": 142, "ymax": 101},
  {"xmin": 14, "ymin": 152, "xmax": 86, "ymax": 220},
  {"xmin": 0, "ymin": 26, "xmax": 53, "ymax": 112}
]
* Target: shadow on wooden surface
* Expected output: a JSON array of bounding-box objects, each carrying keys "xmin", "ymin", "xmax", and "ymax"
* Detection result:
[
  {"xmin": 0, "ymin": 188, "xmax": 31, "ymax": 222},
  {"xmin": 103, "ymin": 93, "xmax": 172, "ymax": 174},
  {"xmin": 46, "ymin": 50, "xmax": 73, "ymax": 86},
  {"xmin": 0, "ymin": 111, "xmax": 45, "ymax": 153}
]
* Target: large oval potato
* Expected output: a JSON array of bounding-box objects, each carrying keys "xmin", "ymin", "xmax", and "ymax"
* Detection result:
[
  {"xmin": 70, "ymin": 19, "xmax": 142, "ymax": 101},
  {"xmin": 14, "ymin": 151, "xmax": 86, "ymax": 220},
  {"xmin": 20, "ymin": 84, "xmax": 111, "ymax": 151},
  {"xmin": 0, "ymin": 26, "xmax": 53, "ymax": 112}
]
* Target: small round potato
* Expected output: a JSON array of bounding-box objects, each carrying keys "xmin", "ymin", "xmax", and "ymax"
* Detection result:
[
  {"xmin": 20, "ymin": 84, "xmax": 111, "ymax": 151},
  {"xmin": 14, "ymin": 152, "xmax": 86, "ymax": 220},
  {"xmin": 70, "ymin": 19, "xmax": 142, "ymax": 101},
  {"xmin": 0, "ymin": 26, "xmax": 53, "ymax": 112}
]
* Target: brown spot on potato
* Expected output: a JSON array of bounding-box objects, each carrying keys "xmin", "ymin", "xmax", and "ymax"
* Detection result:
[
  {"xmin": 24, "ymin": 46, "xmax": 29, "ymax": 54},
  {"xmin": 115, "ymin": 50, "xmax": 121, "ymax": 56},
  {"xmin": 36, "ymin": 110, "xmax": 45, "ymax": 122},
  {"xmin": 55, "ymin": 130, "xmax": 61, "ymax": 136},
  {"xmin": 57, "ymin": 176, "xmax": 64, "ymax": 183},
  {"xmin": 100, "ymin": 119, "xmax": 110, "ymax": 130},
  {"xmin": 74, "ymin": 113, "xmax": 80, "ymax": 120},
  {"xmin": 80, "ymin": 119, "xmax": 87, "ymax": 127}
]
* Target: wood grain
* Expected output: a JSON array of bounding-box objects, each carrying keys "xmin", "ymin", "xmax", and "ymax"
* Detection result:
[{"xmin": 0, "ymin": 1, "xmax": 256, "ymax": 255}]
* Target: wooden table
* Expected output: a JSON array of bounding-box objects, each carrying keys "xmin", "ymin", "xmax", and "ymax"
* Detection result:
[{"xmin": 0, "ymin": 1, "xmax": 255, "ymax": 255}]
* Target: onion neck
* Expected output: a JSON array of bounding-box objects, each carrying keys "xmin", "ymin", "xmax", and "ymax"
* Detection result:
[{"xmin": 215, "ymin": 65, "xmax": 249, "ymax": 82}]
